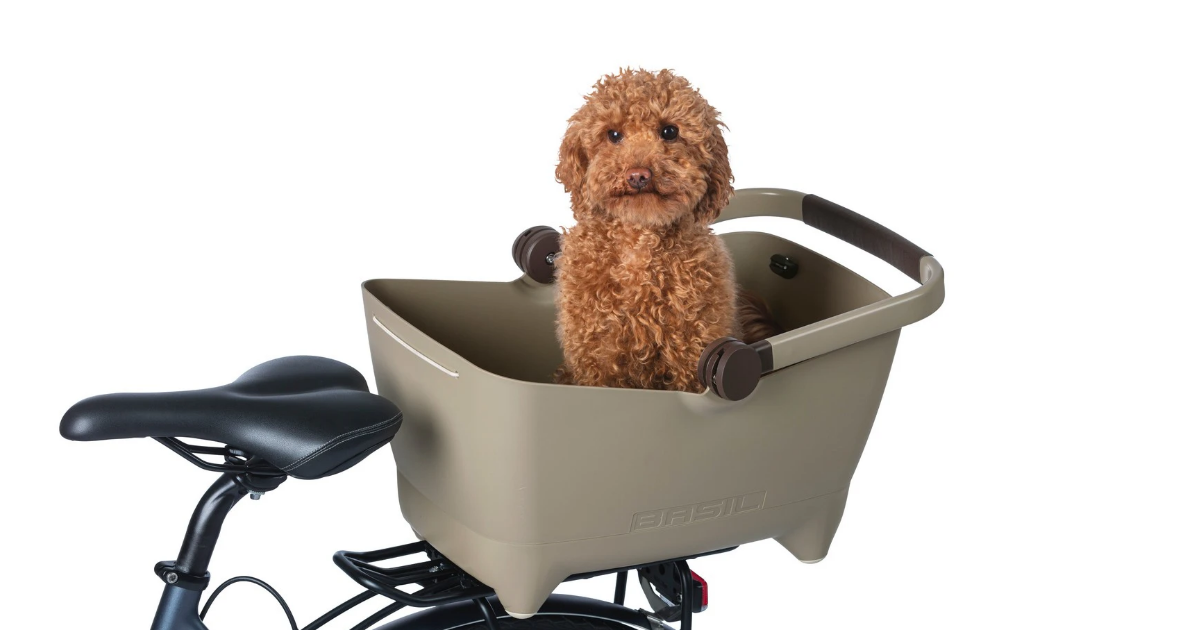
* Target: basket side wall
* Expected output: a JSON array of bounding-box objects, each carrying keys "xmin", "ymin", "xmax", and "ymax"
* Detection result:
[{"xmin": 367, "ymin": 296, "xmax": 899, "ymax": 547}]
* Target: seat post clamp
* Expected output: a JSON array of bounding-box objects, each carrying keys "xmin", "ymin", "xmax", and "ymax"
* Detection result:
[{"xmin": 154, "ymin": 561, "xmax": 211, "ymax": 591}]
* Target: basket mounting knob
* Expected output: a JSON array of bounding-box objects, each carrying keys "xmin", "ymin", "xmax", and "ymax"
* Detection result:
[
  {"xmin": 698, "ymin": 337, "xmax": 762, "ymax": 401},
  {"xmin": 512, "ymin": 226, "xmax": 562, "ymax": 284}
]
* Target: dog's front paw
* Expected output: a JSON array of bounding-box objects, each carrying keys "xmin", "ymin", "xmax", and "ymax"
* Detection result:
[{"xmin": 552, "ymin": 364, "xmax": 575, "ymax": 385}]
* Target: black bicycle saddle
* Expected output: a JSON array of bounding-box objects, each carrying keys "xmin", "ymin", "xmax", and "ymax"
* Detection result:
[{"xmin": 60, "ymin": 356, "xmax": 402, "ymax": 480}]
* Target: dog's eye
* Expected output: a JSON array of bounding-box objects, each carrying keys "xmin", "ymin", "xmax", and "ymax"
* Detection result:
[
  {"xmin": 660, "ymin": 125, "xmax": 679, "ymax": 141},
  {"xmin": 607, "ymin": 130, "xmax": 623, "ymax": 144}
]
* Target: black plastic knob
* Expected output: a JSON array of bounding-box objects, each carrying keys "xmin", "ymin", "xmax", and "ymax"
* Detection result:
[{"xmin": 512, "ymin": 226, "xmax": 562, "ymax": 284}]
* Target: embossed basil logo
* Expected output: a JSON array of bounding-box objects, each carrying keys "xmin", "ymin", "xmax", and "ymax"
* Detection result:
[{"xmin": 630, "ymin": 492, "xmax": 766, "ymax": 532}]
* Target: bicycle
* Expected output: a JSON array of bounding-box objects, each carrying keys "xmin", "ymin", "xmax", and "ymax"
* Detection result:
[{"xmin": 60, "ymin": 189, "xmax": 944, "ymax": 629}]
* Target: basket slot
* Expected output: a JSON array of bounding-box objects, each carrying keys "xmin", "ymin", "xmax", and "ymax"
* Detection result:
[{"xmin": 371, "ymin": 315, "xmax": 459, "ymax": 378}]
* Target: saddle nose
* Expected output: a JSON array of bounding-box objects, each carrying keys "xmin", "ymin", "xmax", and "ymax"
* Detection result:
[{"xmin": 626, "ymin": 168, "xmax": 652, "ymax": 191}]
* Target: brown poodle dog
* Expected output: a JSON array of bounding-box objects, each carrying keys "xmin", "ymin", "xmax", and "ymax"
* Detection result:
[{"xmin": 553, "ymin": 69, "xmax": 779, "ymax": 392}]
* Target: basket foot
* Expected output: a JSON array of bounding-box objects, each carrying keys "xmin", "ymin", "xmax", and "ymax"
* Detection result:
[
  {"xmin": 774, "ymin": 487, "xmax": 850, "ymax": 563},
  {"xmin": 492, "ymin": 567, "xmax": 569, "ymax": 620}
]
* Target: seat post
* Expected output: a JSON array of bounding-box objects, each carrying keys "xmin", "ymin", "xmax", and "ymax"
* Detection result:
[
  {"xmin": 150, "ymin": 468, "xmax": 287, "ymax": 629},
  {"xmin": 174, "ymin": 473, "xmax": 248, "ymax": 577},
  {"xmin": 149, "ymin": 473, "xmax": 250, "ymax": 630}
]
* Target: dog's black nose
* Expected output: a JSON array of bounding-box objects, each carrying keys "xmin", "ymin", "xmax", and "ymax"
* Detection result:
[{"xmin": 627, "ymin": 168, "xmax": 652, "ymax": 191}]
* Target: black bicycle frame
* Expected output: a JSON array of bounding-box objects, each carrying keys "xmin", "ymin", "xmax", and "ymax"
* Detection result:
[
  {"xmin": 143, "ymin": 464, "xmax": 697, "ymax": 630},
  {"xmin": 152, "ymin": 587, "xmax": 208, "ymax": 630}
]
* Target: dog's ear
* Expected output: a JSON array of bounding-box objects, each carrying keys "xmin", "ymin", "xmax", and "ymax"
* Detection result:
[
  {"xmin": 556, "ymin": 123, "xmax": 588, "ymax": 213},
  {"xmin": 693, "ymin": 124, "xmax": 734, "ymax": 227}
]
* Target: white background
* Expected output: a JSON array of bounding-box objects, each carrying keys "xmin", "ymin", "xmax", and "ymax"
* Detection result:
[{"xmin": 2, "ymin": 2, "xmax": 1190, "ymax": 628}]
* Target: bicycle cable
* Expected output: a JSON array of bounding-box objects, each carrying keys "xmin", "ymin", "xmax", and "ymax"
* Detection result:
[{"xmin": 199, "ymin": 575, "xmax": 299, "ymax": 630}]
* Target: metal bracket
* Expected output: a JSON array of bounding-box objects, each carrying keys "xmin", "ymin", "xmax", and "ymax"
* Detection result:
[
  {"xmin": 638, "ymin": 560, "xmax": 702, "ymax": 629},
  {"xmin": 642, "ymin": 612, "xmax": 669, "ymax": 630},
  {"xmin": 154, "ymin": 561, "xmax": 211, "ymax": 592}
]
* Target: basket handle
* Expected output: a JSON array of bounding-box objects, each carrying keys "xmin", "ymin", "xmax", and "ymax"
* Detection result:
[{"xmin": 704, "ymin": 189, "xmax": 945, "ymax": 396}]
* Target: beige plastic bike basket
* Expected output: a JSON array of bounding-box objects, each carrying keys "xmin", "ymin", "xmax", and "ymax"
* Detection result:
[{"xmin": 362, "ymin": 188, "xmax": 945, "ymax": 617}]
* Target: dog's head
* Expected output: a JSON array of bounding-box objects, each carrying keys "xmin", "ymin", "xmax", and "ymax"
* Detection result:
[{"xmin": 556, "ymin": 69, "xmax": 733, "ymax": 228}]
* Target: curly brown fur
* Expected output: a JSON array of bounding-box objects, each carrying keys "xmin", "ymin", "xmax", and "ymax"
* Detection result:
[
  {"xmin": 553, "ymin": 69, "xmax": 775, "ymax": 392},
  {"xmin": 738, "ymin": 290, "xmax": 783, "ymax": 344}
]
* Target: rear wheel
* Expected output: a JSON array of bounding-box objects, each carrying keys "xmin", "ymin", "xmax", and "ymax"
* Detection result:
[
  {"xmin": 372, "ymin": 595, "xmax": 659, "ymax": 630},
  {"xmin": 458, "ymin": 616, "xmax": 647, "ymax": 629}
]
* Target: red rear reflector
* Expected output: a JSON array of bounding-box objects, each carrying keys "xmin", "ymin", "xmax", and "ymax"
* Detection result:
[{"xmin": 691, "ymin": 570, "xmax": 709, "ymax": 611}]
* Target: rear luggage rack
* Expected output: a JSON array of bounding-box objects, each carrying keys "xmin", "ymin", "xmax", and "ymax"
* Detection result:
[
  {"xmin": 333, "ymin": 542, "xmax": 494, "ymax": 607},
  {"xmin": 334, "ymin": 541, "xmax": 735, "ymax": 629}
]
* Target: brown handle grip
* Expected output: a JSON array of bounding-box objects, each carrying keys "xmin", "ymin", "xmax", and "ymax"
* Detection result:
[{"xmin": 802, "ymin": 195, "xmax": 931, "ymax": 281}]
